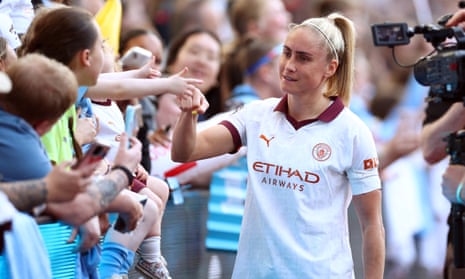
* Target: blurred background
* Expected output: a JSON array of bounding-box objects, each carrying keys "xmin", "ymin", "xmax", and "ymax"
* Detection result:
[{"xmin": 26, "ymin": 1, "xmax": 462, "ymax": 278}]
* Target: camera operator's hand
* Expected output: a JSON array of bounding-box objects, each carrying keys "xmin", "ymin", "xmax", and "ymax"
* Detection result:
[
  {"xmin": 421, "ymin": 103, "xmax": 465, "ymax": 164},
  {"xmin": 442, "ymin": 164, "xmax": 465, "ymax": 204},
  {"xmin": 446, "ymin": 10, "xmax": 465, "ymax": 28}
]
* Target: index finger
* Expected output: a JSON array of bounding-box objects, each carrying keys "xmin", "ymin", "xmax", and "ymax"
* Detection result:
[
  {"xmin": 185, "ymin": 78, "xmax": 204, "ymax": 86},
  {"xmin": 446, "ymin": 10, "xmax": 465, "ymax": 27}
]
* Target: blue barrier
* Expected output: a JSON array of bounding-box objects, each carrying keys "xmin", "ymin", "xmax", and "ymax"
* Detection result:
[
  {"xmin": 205, "ymin": 156, "xmax": 247, "ymax": 251},
  {"xmin": 0, "ymin": 219, "xmax": 77, "ymax": 279}
]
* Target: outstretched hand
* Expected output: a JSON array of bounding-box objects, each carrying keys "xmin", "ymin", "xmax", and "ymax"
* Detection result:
[
  {"xmin": 137, "ymin": 56, "xmax": 162, "ymax": 79},
  {"xmin": 167, "ymin": 67, "xmax": 203, "ymax": 97}
]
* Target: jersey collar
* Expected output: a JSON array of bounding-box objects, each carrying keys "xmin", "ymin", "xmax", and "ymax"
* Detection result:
[{"xmin": 274, "ymin": 95, "xmax": 344, "ymax": 129}]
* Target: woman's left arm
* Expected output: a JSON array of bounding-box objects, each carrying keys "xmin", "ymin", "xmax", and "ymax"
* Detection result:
[{"xmin": 352, "ymin": 189, "xmax": 385, "ymax": 279}]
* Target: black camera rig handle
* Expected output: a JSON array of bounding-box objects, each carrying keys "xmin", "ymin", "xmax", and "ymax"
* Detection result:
[
  {"xmin": 451, "ymin": 203, "xmax": 465, "ymax": 268},
  {"xmin": 446, "ymin": 130, "xmax": 465, "ymax": 268}
]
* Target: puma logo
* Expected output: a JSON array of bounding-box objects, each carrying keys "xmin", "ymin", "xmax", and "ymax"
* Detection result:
[{"xmin": 259, "ymin": 134, "xmax": 275, "ymax": 147}]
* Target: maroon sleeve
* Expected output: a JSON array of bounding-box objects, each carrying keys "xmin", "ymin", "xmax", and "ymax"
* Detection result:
[{"xmin": 219, "ymin": 120, "xmax": 242, "ymax": 153}]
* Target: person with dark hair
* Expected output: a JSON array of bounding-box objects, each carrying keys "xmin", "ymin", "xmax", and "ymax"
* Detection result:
[
  {"xmin": 92, "ymin": 42, "xmax": 172, "ymax": 278},
  {"xmin": 148, "ymin": 28, "xmax": 226, "ymax": 189},
  {"xmin": 18, "ymin": 6, "xmax": 145, "ymax": 222},
  {"xmin": 171, "ymin": 13, "xmax": 385, "ymax": 278},
  {"xmin": 119, "ymin": 28, "xmax": 165, "ymax": 68},
  {"xmin": 0, "ymin": 53, "xmax": 141, "ymax": 279},
  {"xmin": 223, "ymin": 37, "xmax": 284, "ymax": 111},
  {"xmin": 119, "ymin": 27, "xmax": 165, "ymax": 173},
  {"xmin": 165, "ymin": 28, "xmax": 223, "ymax": 120},
  {"xmin": 18, "ymin": 6, "xmax": 196, "ymax": 278}
]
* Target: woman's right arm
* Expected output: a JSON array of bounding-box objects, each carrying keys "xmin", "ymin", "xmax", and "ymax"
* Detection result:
[{"xmin": 171, "ymin": 88, "xmax": 236, "ymax": 162}]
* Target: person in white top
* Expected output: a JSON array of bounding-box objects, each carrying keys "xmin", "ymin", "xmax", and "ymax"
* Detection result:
[{"xmin": 171, "ymin": 12, "xmax": 385, "ymax": 279}]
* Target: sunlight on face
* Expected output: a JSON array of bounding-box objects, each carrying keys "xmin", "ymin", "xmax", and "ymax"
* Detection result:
[
  {"xmin": 279, "ymin": 27, "xmax": 333, "ymax": 96},
  {"xmin": 87, "ymin": 20, "xmax": 105, "ymax": 85}
]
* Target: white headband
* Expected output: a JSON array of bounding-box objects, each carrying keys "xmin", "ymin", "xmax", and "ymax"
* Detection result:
[{"xmin": 305, "ymin": 22, "xmax": 339, "ymax": 62}]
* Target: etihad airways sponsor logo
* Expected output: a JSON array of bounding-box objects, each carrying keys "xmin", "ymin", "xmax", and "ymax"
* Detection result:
[
  {"xmin": 260, "ymin": 177, "xmax": 305, "ymax": 191},
  {"xmin": 252, "ymin": 161, "xmax": 320, "ymax": 183}
]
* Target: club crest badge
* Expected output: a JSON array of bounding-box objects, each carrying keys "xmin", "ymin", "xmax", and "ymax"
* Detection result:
[{"xmin": 312, "ymin": 143, "xmax": 331, "ymax": 161}]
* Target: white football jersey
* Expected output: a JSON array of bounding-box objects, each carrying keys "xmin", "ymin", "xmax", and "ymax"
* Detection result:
[{"xmin": 223, "ymin": 96, "xmax": 381, "ymax": 279}]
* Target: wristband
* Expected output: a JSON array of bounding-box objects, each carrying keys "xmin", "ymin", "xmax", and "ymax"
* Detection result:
[
  {"xmin": 456, "ymin": 182, "xmax": 465, "ymax": 205},
  {"xmin": 130, "ymin": 178, "xmax": 147, "ymax": 193},
  {"xmin": 111, "ymin": 165, "xmax": 134, "ymax": 186}
]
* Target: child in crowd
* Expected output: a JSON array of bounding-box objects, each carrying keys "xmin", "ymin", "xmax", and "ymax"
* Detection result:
[
  {"xmin": 17, "ymin": 6, "xmax": 200, "ymax": 278},
  {"xmin": 92, "ymin": 41, "xmax": 171, "ymax": 278}
]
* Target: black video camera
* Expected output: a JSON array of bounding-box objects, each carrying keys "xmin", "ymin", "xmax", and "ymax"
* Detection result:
[
  {"xmin": 372, "ymin": 2, "xmax": 465, "ymax": 269},
  {"xmin": 371, "ymin": 3, "xmax": 465, "ymax": 103}
]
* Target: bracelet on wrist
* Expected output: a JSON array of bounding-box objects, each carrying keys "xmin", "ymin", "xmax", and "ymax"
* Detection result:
[
  {"xmin": 456, "ymin": 182, "xmax": 465, "ymax": 205},
  {"xmin": 111, "ymin": 165, "xmax": 134, "ymax": 186}
]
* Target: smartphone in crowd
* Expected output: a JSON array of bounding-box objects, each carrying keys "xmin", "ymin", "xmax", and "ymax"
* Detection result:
[
  {"xmin": 71, "ymin": 142, "xmax": 110, "ymax": 170},
  {"xmin": 124, "ymin": 104, "xmax": 143, "ymax": 147},
  {"xmin": 119, "ymin": 46, "xmax": 152, "ymax": 69}
]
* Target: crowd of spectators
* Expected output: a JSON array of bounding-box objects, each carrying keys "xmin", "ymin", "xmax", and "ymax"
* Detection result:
[{"xmin": 0, "ymin": 0, "xmax": 461, "ymax": 278}]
